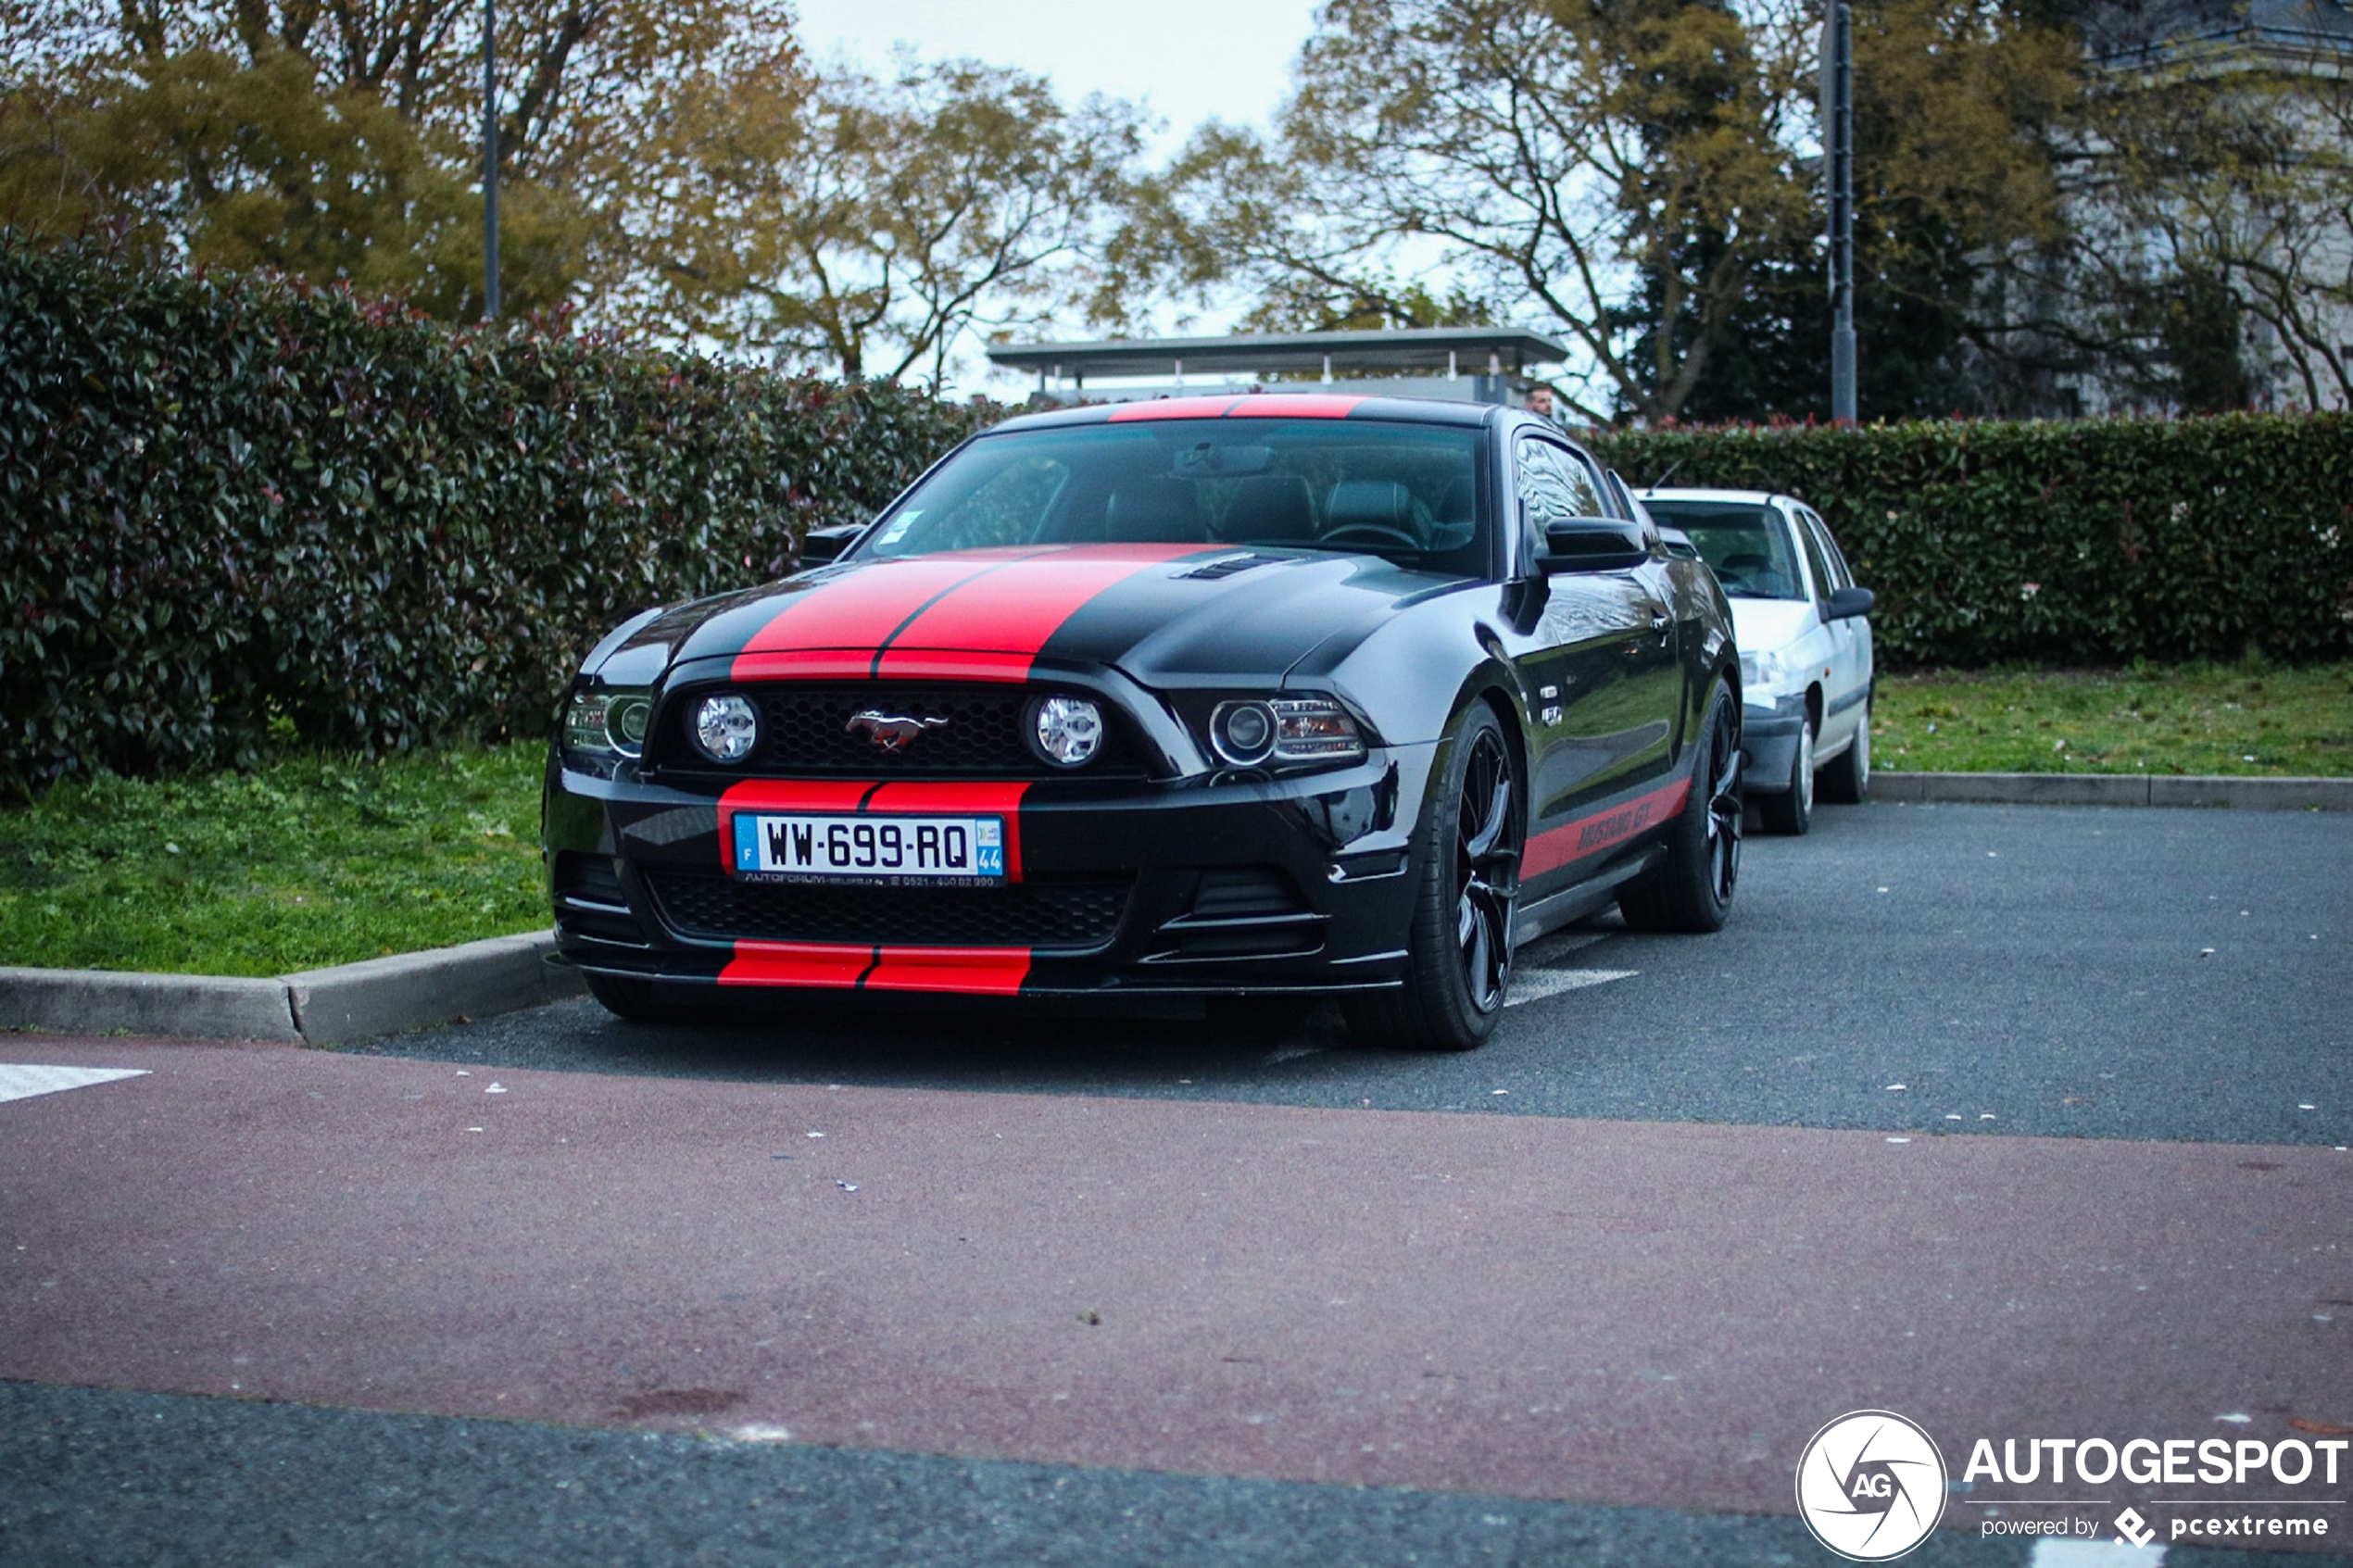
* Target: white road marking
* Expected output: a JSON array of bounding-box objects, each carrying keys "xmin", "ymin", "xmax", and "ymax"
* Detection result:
[
  {"xmin": 2030, "ymin": 1541, "xmax": 2166, "ymax": 1565},
  {"xmin": 0, "ymin": 1065, "xmax": 149, "ymax": 1106},
  {"xmin": 1514, "ymin": 930, "xmax": 1610, "ymax": 967},
  {"xmin": 1263, "ymin": 1043, "xmax": 1324, "ymax": 1065},
  {"xmin": 1504, "ymin": 969, "xmax": 1638, "ymax": 1007}
]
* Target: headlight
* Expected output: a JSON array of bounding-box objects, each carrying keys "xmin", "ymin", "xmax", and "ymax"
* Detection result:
[
  {"xmin": 1211, "ymin": 700, "xmax": 1275, "ymax": 764},
  {"xmin": 692, "ymin": 693, "xmax": 760, "ymax": 763},
  {"xmin": 1211, "ymin": 696, "xmax": 1364, "ymax": 767},
  {"xmin": 564, "ymin": 686, "xmax": 653, "ymax": 758},
  {"xmin": 1028, "ymin": 695, "xmax": 1104, "ymax": 768},
  {"xmin": 1740, "ymin": 647, "xmax": 1794, "ymax": 699}
]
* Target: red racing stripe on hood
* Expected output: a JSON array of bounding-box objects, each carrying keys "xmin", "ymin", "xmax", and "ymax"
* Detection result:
[
  {"xmin": 728, "ymin": 556, "xmax": 1017, "ymax": 681},
  {"xmin": 875, "ymin": 543, "xmax": 1214, "ymax": 683}
]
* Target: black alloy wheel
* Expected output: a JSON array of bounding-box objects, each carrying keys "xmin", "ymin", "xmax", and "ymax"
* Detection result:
[
  {"xmin": 1619, "ymin": 683, "xmax": 1743, "ymax": 934},
  {"xmin": 1453, "ymin": 721, "xmax": 1519, "ymax": 1013},
  {"xmin": 1343, "ymin": 703, "xmax": 1522, "ymax": 1051}
]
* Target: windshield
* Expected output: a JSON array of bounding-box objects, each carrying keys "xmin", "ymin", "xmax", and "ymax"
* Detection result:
[
  {"xmin": 859, "ymin": 418, "xmax": 1490, "ymax": 577},
  {"xmin": 1642, "ymin": 499, "xmax": 1805, "ymax": 600}
]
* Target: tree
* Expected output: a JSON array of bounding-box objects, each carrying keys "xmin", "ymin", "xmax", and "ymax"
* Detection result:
[
  {"xmin": 0, "ymin": 0, "xmax": 789, "ymax": 320},
  {"xmin": 1121, "ymin": 0, "xmax": 2081, "ymax": 424},
  {"xmin": 2055, "ymin": 57, "xmax": 2353, "ymax": 411},
  {"xmin": 625, "ymin": 52, "xmax": 1145, "ymax": 385},
  {"xmin": 1120, "ymin": 0, "xmax": 1816, "ymax": 424}
]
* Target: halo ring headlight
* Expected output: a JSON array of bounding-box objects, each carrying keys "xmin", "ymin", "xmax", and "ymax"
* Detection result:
[
  {"xmin": 1211, "ymin": 700, "xmax": 1277, "ymax": 765},
  {"xmin": 692, "ymin": 693, "xmax": 760, "ymax": 764}
]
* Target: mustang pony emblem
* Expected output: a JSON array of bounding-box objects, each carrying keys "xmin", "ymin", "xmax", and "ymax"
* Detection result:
[{"xmin": 847, "ymin": 709, "xmax": 950, "ymax": 751}]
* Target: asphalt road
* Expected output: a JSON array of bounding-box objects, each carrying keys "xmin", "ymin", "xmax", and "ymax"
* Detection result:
[
  {"xmin": 3, "ymin": 800, "xmax": 2347, "ymax": 1568},
  {"xmin": 365, "ymin": 798, "xmax": 2353, "ymax": 1148}
]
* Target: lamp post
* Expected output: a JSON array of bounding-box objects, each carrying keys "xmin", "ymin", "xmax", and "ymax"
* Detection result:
[
  {"xmin": 482, "ymin": 0, "xmax": 500, "ymax": 321},
  {"xmin": 1825, "ymin": 0, "xmax": 1856, "ymax": 425}
]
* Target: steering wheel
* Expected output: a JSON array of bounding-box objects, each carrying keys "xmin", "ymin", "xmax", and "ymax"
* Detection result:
[{"xmin": 1318, "ymin": 521, "xmax": 1425, "ymax": 555}]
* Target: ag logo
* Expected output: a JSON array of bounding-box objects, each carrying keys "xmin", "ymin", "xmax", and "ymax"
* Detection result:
[{"xmin": 1795, "ymin": 1410, "xmax": 1948, "ymax": 1561}]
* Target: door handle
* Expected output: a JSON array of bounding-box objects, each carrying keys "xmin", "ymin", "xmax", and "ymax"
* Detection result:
[{"xmin": 1649, "ymin": 613, "xmax": 1672, "ymax": 640}]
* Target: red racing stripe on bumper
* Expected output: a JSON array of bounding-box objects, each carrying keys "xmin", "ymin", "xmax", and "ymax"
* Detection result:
[
  {"xmin": 865, "ymin": 781, "xmax": 1031, "ymax": 880},
  {"xmin": 875, "ymin": 544, "xmax": 1214, "ymax": 683},
  {"xmin": 718, "ymin": 941, "xmax": 876, "ymax": 989},
  {"xmin": 863, "ymin": 945, "xmax": 1031, "ymax": 996},
  {"xmin": 1522, "ymin": 776, "xmax": 1692, "ymax": 881}
]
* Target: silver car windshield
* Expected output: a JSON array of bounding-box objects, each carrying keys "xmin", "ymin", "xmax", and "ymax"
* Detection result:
[{"xmin": 860, "ymin": 419, "xmax": 1490, "ymax": 577}]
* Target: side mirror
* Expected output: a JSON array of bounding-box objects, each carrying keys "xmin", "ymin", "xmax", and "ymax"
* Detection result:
[
  {"xmin": 1541, "ymin": 515, "xmax": 1650, "ymax": 572},
  {"xmin": 797, "ymin": 521, "xmax": 868, "ymax": 568},
  {"xmin": 1823, "ymin": 585, "xmax": 1875, "ymax": 621}
]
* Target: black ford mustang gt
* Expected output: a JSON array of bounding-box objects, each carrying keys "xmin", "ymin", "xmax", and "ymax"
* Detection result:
[{"xmin": 545, "ymin": 393, "xmax": 1743, "ymax": 1051}]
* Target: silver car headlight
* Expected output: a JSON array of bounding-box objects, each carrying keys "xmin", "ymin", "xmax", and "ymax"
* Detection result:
[
  {"xmin": 1209, "ymin": 696, "xmax": 1365, "ymax": 767},
  {"xmin": 1739, "ymin": 648, "xmax": 1796, "ymax": 702}
]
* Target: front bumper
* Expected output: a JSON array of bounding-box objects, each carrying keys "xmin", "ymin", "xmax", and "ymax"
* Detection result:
[
  {"xmin": 545, "ymin": 746, "xmax": 1436, "ymax": 1002},
  {"xmin": 1741, "ymin": 698, "xmax": 1806, "ymax": 795}
]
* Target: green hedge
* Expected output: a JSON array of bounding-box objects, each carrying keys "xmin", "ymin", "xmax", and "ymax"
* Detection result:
[
  {"xmin": 1, "ymin": 240, "xmax": 992, "ymax": 790},
  {"xmin": 1592, "ymin": 419, "xmax": 2353, "ymax": 669},
  {"xmin": 8, "ymin": 240, "xmax": 2349, "ymax": 792}
]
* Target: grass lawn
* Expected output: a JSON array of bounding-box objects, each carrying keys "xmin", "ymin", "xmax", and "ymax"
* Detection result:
[
  {"xmin": 1874, "ymin": 661, "xmax": 2353, "ymax": 776},
  {"xmin": 0, "ymin": 746, "xmax": 546, "ymax": 977}
]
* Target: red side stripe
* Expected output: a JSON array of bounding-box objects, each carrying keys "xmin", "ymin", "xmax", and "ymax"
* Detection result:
[
  {"xmin": 728, "ymin": 558, "xmax": 1003, "ymax": 681},
  {"xmin": 1106, "ymin": 395, "xmax": 1243, "ymax": 422},
  {"xmin": 1522, "ymin": 776, "xmax": 1692, "ymax": 881},
  {"xmin": 875, "ymin": 544, "xmax": 1213, "ymax": 683},
  {"xmin": 1227, "ymin": 394, "xmax": 1365, "ymax": 419},
  {"xmin": 718, "ymin": 941, "xmax": 876, "ymax": 989},
  {"xmin": 862, "ymin": 945, "xmax": 1031, "ymax": 996}
]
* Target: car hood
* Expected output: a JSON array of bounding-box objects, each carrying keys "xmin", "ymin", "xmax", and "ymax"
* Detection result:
[
  {"xmin": 590, "ymin": 544, "xmax": 1463, "ymax": 688},
  {"xmin": 1728, "ymin": 597, "xmax": 1818, "ymax": 655}
]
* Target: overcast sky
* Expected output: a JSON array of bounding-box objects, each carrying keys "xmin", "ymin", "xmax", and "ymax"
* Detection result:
[{"xmin": 790, "ymin": 0, "xmax": 1322, "ymax": 156}]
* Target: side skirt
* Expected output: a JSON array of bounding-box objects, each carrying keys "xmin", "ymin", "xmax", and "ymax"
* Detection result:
[{"xmin": 1509, "ymin": 846, "xmax": 1667, "ymax": 948}]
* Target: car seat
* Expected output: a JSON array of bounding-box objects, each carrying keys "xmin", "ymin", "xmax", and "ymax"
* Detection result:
[
  {"xmin": 1104, "ymin": 478, "xmax": 1207, "ymax": 543},
  {"xmin": 1216, "ymin": 475, "xmax": 1315, "ymax": 544}
]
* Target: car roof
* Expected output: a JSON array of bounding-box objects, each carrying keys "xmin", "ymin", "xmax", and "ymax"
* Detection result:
[
  {"xmin": 1641, "ymin": 486, "xmax": 1792, "ymax": 508},
  {"xmin": 990, "ymin": 392, "xmax": 1502, "ymax": 434}
]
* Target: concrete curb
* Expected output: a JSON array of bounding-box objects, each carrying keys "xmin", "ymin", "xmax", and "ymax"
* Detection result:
[
  {"xmin": 0, "ymin": 931, "xmax": 585, "ymax": 1046},
  {"xmin": 1872, "ymin": 771, "xmax": 2353, "ymax": 810}
]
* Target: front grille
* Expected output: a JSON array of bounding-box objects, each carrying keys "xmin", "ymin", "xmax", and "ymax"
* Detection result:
[
  {"xmin": 647, "ymin": 872, "xmax": 1131, "ymax": 949},
  {"xmin": 690, "ymin": 684, "xmax": 1148, "ymax": 778}
]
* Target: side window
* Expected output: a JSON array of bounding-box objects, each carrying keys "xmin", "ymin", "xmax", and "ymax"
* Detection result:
[
  {"xmin": 1800, "ymin": 508, "xmax": 1856, "ymax": 589},
  {"xmin": 1514, "ymin": 437, "xmax": 1607, "ymax": 566},
  {"xmin": 1789, "ymin": 506, "xmax": 1836, "ymax": 604}
]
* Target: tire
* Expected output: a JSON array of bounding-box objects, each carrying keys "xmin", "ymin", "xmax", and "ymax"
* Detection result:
[
  {"xmin": 1756, "ymin": 710, "xmax": 1814, "ymax": 834},
  {"xmin": 1341, "ymin": 703, "xmax": 1521, "ymax": 1052},
  {"xmin": 584, "ymin": 970, "xmax": 703, "ymax": 1023},
  {"xmin": 1818, "ymin": 698, "xmax": 1870, "ymax": 805},
  {"xmin": 1618, "ymin": 684, "xmax": 1743, "ymax": 935}
]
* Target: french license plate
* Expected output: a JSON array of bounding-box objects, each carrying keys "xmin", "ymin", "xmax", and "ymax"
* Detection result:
[{"xmin": 731, "ymin": 813, "xmax": 1005, "ymax": 883}]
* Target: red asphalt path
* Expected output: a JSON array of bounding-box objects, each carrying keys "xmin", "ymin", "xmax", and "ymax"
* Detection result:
[{"xmin": 4, "ymin": 1038, "xmax": 2350, "ymax": 1549}]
